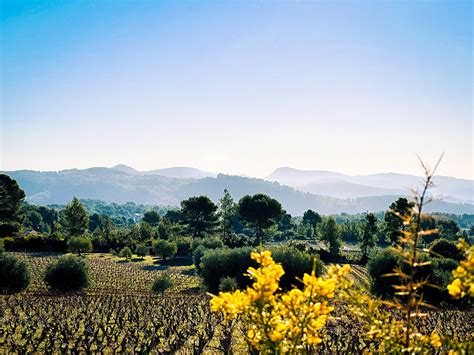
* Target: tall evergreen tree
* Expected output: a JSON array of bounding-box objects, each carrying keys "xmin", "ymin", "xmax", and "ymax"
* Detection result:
[
  {"xmin": 218, "ymin": 189, "xmax": 235, "ymax": 240},
  {"xmin": 360, "ymin": 213, "xmax": 378, "ymax": 263},
  {"xmin": 62, "ymin": 197, "xmax": 89, "ymax": 238}
]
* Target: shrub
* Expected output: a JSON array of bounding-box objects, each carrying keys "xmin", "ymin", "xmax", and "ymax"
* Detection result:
[
  {"xmin": 430, "ymin": 238, "xmax": 463, "ymax": 261},
  {"xmin": 201, "ymin": 246, "xmax": 319, "ymax": 293},
  {"xmin": 135, "ymin": 244, "xmax": 148, "ymax": 257},
  {"xmin": 0, "ymin": 239, "xmax": 4, "ymax": 253},
  {"xmin": 191, "ymin": 236, "xmax": 223, "ymax": 252},
  {"xmin": 174, "ymin": 237, "xmax": 192, "ymax": 256},
  {"xmin": 44, "ymin": 256, "xmax": 89, "ymax": 292},
  {"xmin": 152, "ymin": 274, "xmax": 173, "ymax": 294},
  {"xmin": 367, "ymin": 248, "xmax": 402, "ymax": 297},
  {"xmin": 154, "ymin": 240, "xmax": 177, "ymax": 260},
  {"xmin": 218, "ymin": 276, "xmax": 238, "ymax": 292},
  {"xmin": 119, "ymin": 246, "xmax": 133, "ymax": 259},
  {"xmin": 192, "ymin": 245, "xmax": 208, "ymax": 272},
  {"xmin": 68, "ymin": 236, "xmax": 93, "ymax": 255},
  {"xmin": 0, "ymin": 253, "xmax": 30, "ymax": 294}
]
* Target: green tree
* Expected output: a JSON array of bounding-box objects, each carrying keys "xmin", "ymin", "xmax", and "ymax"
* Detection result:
[
  {"xmin": 68, "ymin": 236, "xmax": 93, "ymax": 255},
  {"xmin": 384, "ymin": 197, "xmax": 415, "ymax": 244},
  {"xmin": 25, "ymin": 209, "xmax": 45, "ymax": 232},
  {"xmin": 437, "ymin": 219, "xmax": 460, "ymax": 240},
  {"xmin": 37, "ymin": 206, "xmax": 58, "ymax": 233},
  {"xmin": 318, "ymin": 217, "xmax": 342, "ymax": 256},
  {"xmin": 119, "ymin": 246, "xmax": 133, "ymax": 259},
  {"xmin": 218, "ymin": 189, "xmax": 236, "ymax": 240},
  {"xmin": 62, "ymin": 197, "xmax": 89, "ymax": 238},
  {"xmin": 302, "ymin": 209, "xmax": 322, "ymax": 230},
  {"xmin": 154, "ymin": 239, "xmax": 178, "ymax": 260},
  {"xmin": 237, "ymin": 194, "xmax": 284, "ymax": 244},
  {"xmin": 0, "ymin": 174, "xmax": 26, "ymax": 225},
  {"xmin": 157, "ymin": 217, "xmax": 173, "ymax": 239},
  {"xmin": 360, "ymin": 213, "xmax": 378, "ymax": 263},
  {"xmin": 142, "ymin": 210, "xmax": 160, "ymax": 227},
  {"xmin": 181, "ymin": 196, "xmax": 219, "ymax": 238},
  {"xmin": 139, "ymin": 221, "xmax": 153, "ymax": 241}
]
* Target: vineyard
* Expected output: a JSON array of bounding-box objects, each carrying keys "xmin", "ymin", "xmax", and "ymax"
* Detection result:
[{"xmin": 1, "ymin": 252, "xmax": 473, "ymax": 353}]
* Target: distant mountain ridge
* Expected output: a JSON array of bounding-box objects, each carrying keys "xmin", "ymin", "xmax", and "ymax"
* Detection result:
[
  {"xmin": 2, "ymin": 166, "xmax": 473, "ymax": 215},
  {"xmin": 111, "ymin": 164, "xmax": 217, "ymax": 179},
  {"xmin": 266, "ymin": 167, "xmax": 474, "ymax": 202}
]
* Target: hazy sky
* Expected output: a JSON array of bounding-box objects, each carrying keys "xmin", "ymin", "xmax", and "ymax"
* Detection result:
[{"xmin": 1, "ymin": 1, "xmax": 472, "ymax": 179}]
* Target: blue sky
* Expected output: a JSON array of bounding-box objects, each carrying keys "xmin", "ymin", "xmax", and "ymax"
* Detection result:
[{"xmin": 1, "ymin": 1, "xmax": 472, "ymax": 178}]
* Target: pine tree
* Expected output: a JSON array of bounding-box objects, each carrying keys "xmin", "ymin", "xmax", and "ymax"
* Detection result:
[{"xmin": 62, "ymin": 197, "xmax": 89, "ymax": 238}]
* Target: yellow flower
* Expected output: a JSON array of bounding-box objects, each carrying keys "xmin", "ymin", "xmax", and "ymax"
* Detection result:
[
  {"xmin": 430, "ymin": 332, "xmax": 442, "ymax": 348},
  {"xmin": 447, "ymin": 278, "xmax": 462, "ymax": 299}
]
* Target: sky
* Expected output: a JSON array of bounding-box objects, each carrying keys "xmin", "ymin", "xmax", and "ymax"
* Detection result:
[{"xmin": 1, "ymin": 0, "xmax": 472, "ymax": 179}]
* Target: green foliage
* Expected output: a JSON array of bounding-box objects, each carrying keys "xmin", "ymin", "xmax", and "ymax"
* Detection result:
[
  {"xmin": 367, "ymin": 248, "xmax": 402, "ymax": 297},
  {"xmin": 61, "ymin": 197, "xmax": 89, "ymax": 238},
  {"xmin": 218, "ymin": 276, "xmax": 238, "ymax": 292},
  {"xmin": 368, "ymin": 248, "xmax": 457, "ymax": 303},
  {"xmin": 152, "ymin": 274, "xmax": 173, "ymax": 294},
  {"xmin": 68, "ymin": 236, "xmax": 93, "ymax": 255},
  {"xmin": 119, "ymin": 246, "xmax": 133, "ymax": 259},
  {"xmin": 200, "ymin": 246, "xmax": 320, "ymax": 293},
  {"xmin": 135, "ymin": 244, "xmax": 149, "ymax": 257},
  {"xmin": 237, "ymin": 194, "xmax": 284, "ymax": 243},
  {"xmin": 360, "ymin": 213, "xmax": 378, "ymax": 263},
  {"xmin": 302, "ymin": 209, "xmax": 322, "ymax": 228},
  {"xmin": 0, "ymin": 174, "xmax": 26, "ymax": 224},
  {"xmin": 318, "ymin": 217, "xmax": 342, "ymax": 256},
  {"xmin": 0, "ymin": 238, "xmax": 4, "ymax": 253},
  {"xmin": 0, "ymin": 253, "xmax": 30, "ymax": 294},
  {"xmin": 192, "ymin": 245, "xmax": 208, "ymax": 272},
  {"xmin": 181, "ymin": 196, "xmax": 219, "ymax": 238},
  {"xmin": 436, "ymin": 219, "xmax": 461, "ymax": 240},
  {"xmin": 157, "ymin": 217, "xmax": 173, "ymax": 239},
  {"xmin": 218, "ymin": 189, "xmax": 236, "ymax": 240},
  {"xmin": 384, "ymin": 197, "xmax": 415, "ymax": 244},
  {"xmin": 142, "ymin": 210, "xmax": 161, "ymax": 227},
  {"xmin": 191, "ymin": 236, "xmax": 224, "ymax": 252},
  {"xmin": 154, "ymin": 239, "xmax": 177, "ymax": 260},
  {"xmin": 174, "ymin": 237, "xmax": 191, "ymax": 256},
  {"xmin": 44, "ymin": 255, "xmax": 89, "ymax": 292},
  {"xmin": 430, "ymin": 238, "xmax": 463, "ymax": 261}
]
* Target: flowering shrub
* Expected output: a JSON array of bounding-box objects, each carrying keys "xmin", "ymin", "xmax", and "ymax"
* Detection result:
[
  {"xmin": 447, "ymin": 239, "xmax": 473, "ymax": 300},
  {"xmin": 210, "ymin": 250, "xmax": 350, "ymax": 353}
]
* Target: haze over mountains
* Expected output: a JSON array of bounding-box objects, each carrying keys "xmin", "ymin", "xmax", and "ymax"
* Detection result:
[{"xmin": 3, "ymin": 165, "xmax": 473, "ymax": 215}]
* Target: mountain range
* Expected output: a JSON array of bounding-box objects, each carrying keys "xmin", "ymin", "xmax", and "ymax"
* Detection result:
[{"xmin": 2, "ymin": 165, "xmax": 473, "ymax": 215}]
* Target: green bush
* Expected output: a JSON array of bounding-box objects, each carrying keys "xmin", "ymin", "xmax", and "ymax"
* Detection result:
[
  {"xmin": 201, "ymin": 246, "xmax": 320, "ymax": 293},
  {"xmin": 367, "ymin": 248, "xmax": 402, "ymax": 298},
  {"xmin": 135, "ymin": 244, "xmax": 149, "ymax": 257},
  {"xmin": 0, "ymin": 239, "xmax": 4, "ymax": 253},
  {"xmin": 154, "ymin": 240, "xmax": 177, "ymax": 260},
  {"xmin": 0, "ymin": 253, "xmax": 30, "ymax": 294},
  {"xmin": 191, "ymin": 237, "xmax": 223, "ymax": 252},
  {"xmin": 119, "ymin": 246, "xmax": 133, "ymax": 259},
  {"xmin": 430, "ymin": 238, "xmax": 463, "ymax": 261},
  {"xmin": 44, "ymin": 256, "xmax": 89, "ymax": 292},
  {"xmin": 193, "ymin": 245, "xmax": 209, "ymax": 272},
  {"xmin": 152, "ymin": 274, "xmax": 173, "ymax": 294},
  {"xmin": 219, "ymin": 276, "xmax": 238, "ymax": 292},
  {"xmin": 174, "ymin": 237, "xmax": 192, "ymax": 256},
  {"xmin": 68, "ymin": 236, "xmax": 93, "ymax": 255},
  {"xmin": 368, "ymin": 248, "xmax": 458, "ymax": 304}
]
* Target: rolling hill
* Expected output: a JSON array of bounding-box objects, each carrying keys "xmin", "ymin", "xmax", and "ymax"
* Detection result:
[{"xmin": 3, "ymin": 167, "xmax": 474, "ymax": 215}]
